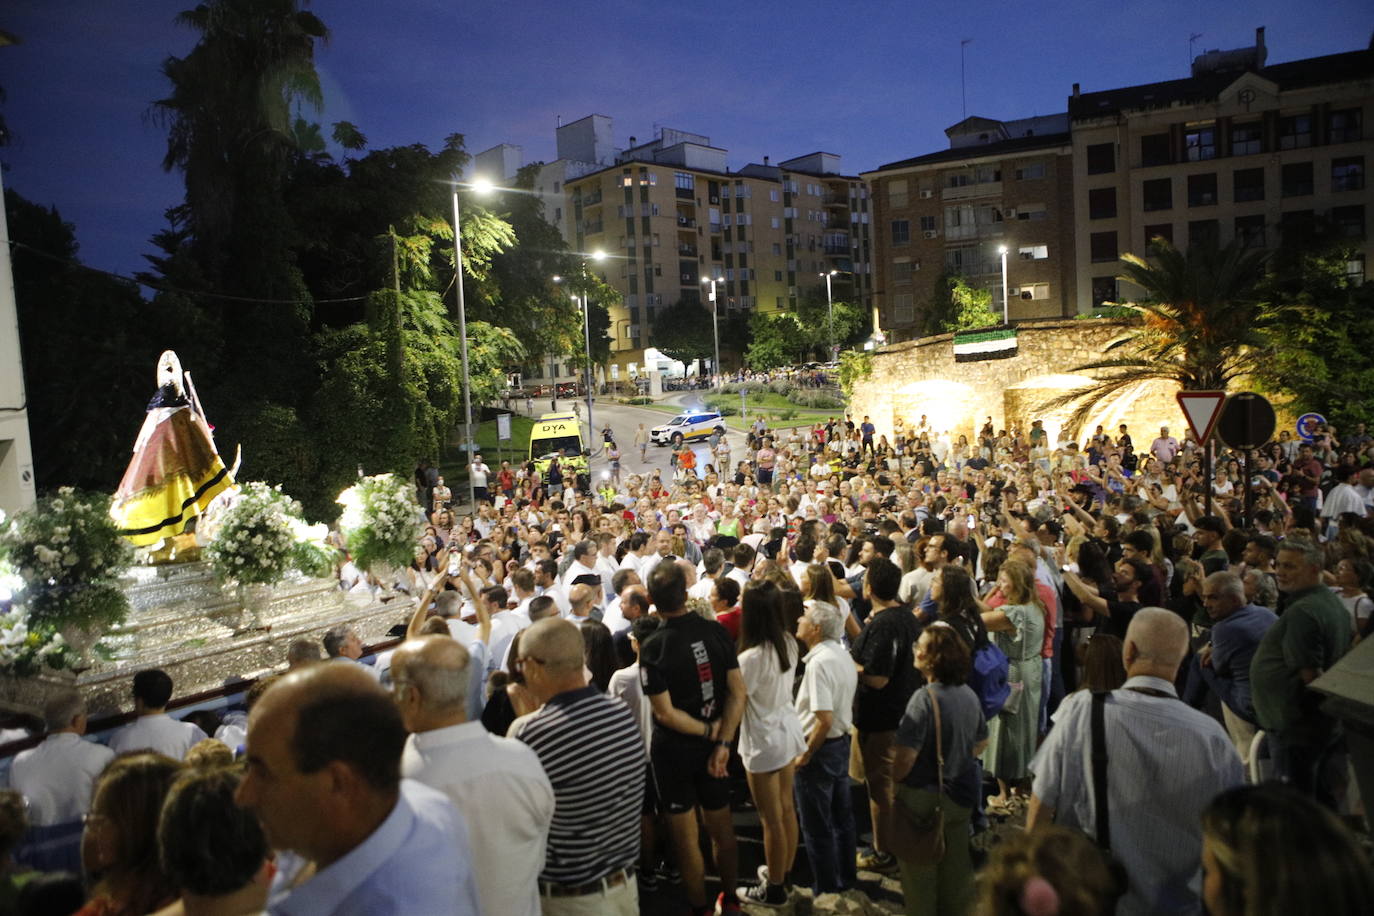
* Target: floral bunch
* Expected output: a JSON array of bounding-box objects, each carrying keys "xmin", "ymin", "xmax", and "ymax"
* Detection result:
[
  {"xmin": 206, "ymin": 482, "xmax": 332, "ymax": 586},
  {"xmin": 0, "ymin": 487, "xmax": 132, "ymax": 635},
  {"xmin": 0, "ymin": 607, "xmax": 69, "ymax": 676},
  {"xmin": 337, "ymin": 473, "xmax": 423, "ymax": 573}
]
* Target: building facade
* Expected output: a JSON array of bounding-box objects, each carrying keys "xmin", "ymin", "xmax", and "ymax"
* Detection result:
[
  {"xmin": 1070, "ymin": 30, "xmax": 1374, "ymax": 309},
  {"xmin": 863, "ymin": 115, "xmax": 1078, "ymax": 343},
  {"xmin": 562, "ymin": 128, "xmax": 873, "ymax": 375}
]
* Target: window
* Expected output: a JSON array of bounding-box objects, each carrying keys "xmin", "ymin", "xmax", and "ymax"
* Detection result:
[
  {"xmin": 1016, "ymin": 204, "xmax": 1048, "ymax": 221},
  {"xmin": 1332, "ymin": 205, "xmax": 1365, "ymax": 239},
  {"xmin": 887, "ymin": 179, "xmax": 909, "ymax": 208},
  {"xmin": 1016, "ymin": 162, "xmax": 1047, "ymax": 180},
  {"xmin": 1281, "ymin": 162, "xmax": 1314, "ymax": 197},
  {"xmin": 769, "ymin": 189, "xmax": 779, "ymax": 202},
  {"xmin": 1332, "ymin": 157, "xmax": 1365, "ymax": 192},
  {"xmin": 1233, "ymin": 168, "xmax": 1265, "ymax": 202},
  {"xmin": 771, "ymin": 243, "xmax": 782, "ymax": 255},
  {"xmin": 1089, "ymin": 187, "xmax": 1117, "ymax": 220},
  {"xmin": 919, "ymin": 215, "xmax": 937, "ymax": 232},
  {"xmin": 1280, "ymin": 210, "xmax": 1316, "ymax": 246},
  {"xmin": 892, "ymin": 260, "xmax": 914, "ymax": 282},
  {"xmin": 1018, "ymin": 245, "xmax": 1049, "ymax": 260},
  {"xmin": 1144, "ymin": 223, "xmax": 1174, "ymax": 245},
  {"xmin": 1142, "ymin": 177, "xmax": 1173, "ymax": 211},
  {"xmin": 554, "ymin": 207, "xmax": 561, "ymax": 221},
  {"xmin": 1188, "ymin": 173, "xmax": 1218, "ymax": 207},
  {"xmin": 1346, "ymin": 255, "xmax": 1366, "ymax": 285},
  {"xmin": 973, "ymin": 165, "xmax": 1001, "ymax": 184},
  {"xmin": 1189, "ymin": 219, "xmax": 1220, "ymax": 248},
  {"xmin": 770, "ymin": 218, "xmax": 780, "ymax": 229},
  {"xmin": 1235, "ymin": 215, "xmax": 1266, "ymax": 249},
  {"xmin": 1018, "ymin": 283, "xmax": 1050, "ymax": 300},
  {"xmin": 1086, "ymin": 143, "xmax": 1115, "ymax": 175},
  {"xmin": 773, "ymin": 270, "xmax": 783, "ymax": 281},
  {"xmin": 1090, "ymin": 231, "xmax": 1118, "ymax": 263},
  {"xmin": 1278, "ymin": 114, "xmax": 1312, "ymax": 150},
  {"xmin": 674, "ymin": 172, "xmax": 694, "ymax": 191},
  {"xmin": 891, "ymin": 293, "xmax": 915, "ymax": 324},
  {"xmin": 891, "ymin": 220, "xmax": 911, "ymax": 244},
  {"xmin": 946, "ymin": 173, "xmax": 971, "ymax": 188},
  {"xmin": 1140, "ymin": 134, "xmax": 1172, "ymax": 167},
  {"xmin": 553, "ymin": 181, "xmax": 561, "ymax": 193},
  {"xmin": 1329, "ymin": 109, "xmax": 1362, "ymax": 144},
  {"xmin": 1091, "ymin": 276, "xmax": 1118, "ymax": 308},
  {"xmin": 1230, "ymin": 122, "xmax": 1262, "ymax": 156},
  {"xmin": 1185, "ymin": 125, "xmax": 1217, "ymax": 161}
]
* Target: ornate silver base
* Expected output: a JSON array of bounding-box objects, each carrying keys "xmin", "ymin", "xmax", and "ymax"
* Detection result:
[{"xmin": 0, "ymin": 562, "xmax": 411, "ymax": 718}]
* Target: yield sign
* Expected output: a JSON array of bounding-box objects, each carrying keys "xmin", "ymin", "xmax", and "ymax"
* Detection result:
[{"xmin": 1176, "ymin": 390, "xmax": 1227, "ymax": 444}]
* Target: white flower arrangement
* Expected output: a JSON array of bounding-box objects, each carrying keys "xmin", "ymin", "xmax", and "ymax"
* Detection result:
[
  {"xmin": 0, "ymin": 487, "xmax": 131, "ymax": 674},
  {"xmin": 336, "ymin": 473, "xmax": 424, "ymax": 573},
  {"xmin": 206, "ymin": 482, "xmax": 333, "ymax": 586}
]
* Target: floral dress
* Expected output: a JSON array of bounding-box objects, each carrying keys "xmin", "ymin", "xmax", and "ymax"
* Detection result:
[{"xmin": 981, "ymin": 602, "xmax": 1045, "ymax": 781}]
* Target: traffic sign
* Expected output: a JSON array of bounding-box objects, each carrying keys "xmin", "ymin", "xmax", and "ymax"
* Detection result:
[
  {"xmin": 1296, "ymin": 412, "xmax": 1326, "ymax": 442},
  {"xmin": 1217, "ymin": 392, "xmax": 1276, "ymax": 450},
  {"xmin": 1176, "ymin": 390, "xmax": 1228, "ymax": 444}
]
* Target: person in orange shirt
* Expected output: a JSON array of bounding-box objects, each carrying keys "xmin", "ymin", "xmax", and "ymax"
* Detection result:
[{"xmin": 678, "ymin": 444, "xmax": 698, "ymax": 480}]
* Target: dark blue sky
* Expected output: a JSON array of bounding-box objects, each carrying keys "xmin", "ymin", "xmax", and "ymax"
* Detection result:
[{"xmin": 3, "ymin": 1, "xmax": 1369, "ymax": 278}]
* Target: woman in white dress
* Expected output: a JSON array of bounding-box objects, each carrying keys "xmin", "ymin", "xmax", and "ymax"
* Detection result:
[{"xmin": 735, "ymin": 579, "xmax": 807, "ymax": 906}]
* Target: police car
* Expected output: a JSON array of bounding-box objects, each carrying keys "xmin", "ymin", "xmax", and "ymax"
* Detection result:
[{"xmin": 649, "ymin": 411, "xmax": 727, "ymax": 447}]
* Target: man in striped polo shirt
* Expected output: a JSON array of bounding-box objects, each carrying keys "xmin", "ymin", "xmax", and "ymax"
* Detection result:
[{"xmin": 514, "ymin": 617, "xmax": 646, "ymax": 915}]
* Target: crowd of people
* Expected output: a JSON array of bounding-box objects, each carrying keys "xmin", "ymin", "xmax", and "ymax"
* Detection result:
[{"xmin": 2, "ymin": 411, "xmax": 1373, "ymax": 916}]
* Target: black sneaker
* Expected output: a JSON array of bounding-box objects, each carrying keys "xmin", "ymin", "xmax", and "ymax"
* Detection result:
[
  {"xmin": 736, "ymin": 881, "xmax": 789, "ymax": 908},
  {"xmin": 637, "ymin": 867, "xmax": 659, "ymax": 893}
]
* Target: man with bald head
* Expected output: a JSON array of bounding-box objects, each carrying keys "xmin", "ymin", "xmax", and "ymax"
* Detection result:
[
  {"xmin": 1027, "ymin": 608, "xmax": 1242, "ymax": 916},
  {"xmin": 393, "ymin": 635, "xmax": 553, "ymax": 916},
  {"xmin": 567, "ymin": 582, "xmax": 599, "ymax": 622},
  {"xmin": 512, "ymin": 618, "xmax": 646, "ymax": 914},
  {"xmin": 235, "ymin": 661, "xmax": 480, "ymax": 914}
]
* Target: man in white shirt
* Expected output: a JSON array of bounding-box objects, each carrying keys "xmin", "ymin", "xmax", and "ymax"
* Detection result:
[
  {"xmin": 394, "ymin": 635, "xmax": 553, "ymax": 916},
  {"xmin": 109, "ymin": 669, "xmax": 207, "ymax": 759},
  {"xmin": 8, "ymin": 689, "xmax": 114, "ymax": 827},
  {"xmin": 602, "ymin": 583, "xmax": 650, "ymax": 638},
  {"xmin": 638, "ymin": 528, "xmax": 675, "ymax": 585},
  {"xmin": 560, "ymin": 540, "xmax": 603, "ymax": 595},
  {"xmin": 1321, "ymin": 464, "xmax": 1367, "ymax": 536},
  {"xmin": 534, "ymin": 559, "xmax": 571, "ymax": 616},
  {"xmin": 593, "ymin": 532, "xmax": 622, "ymax": 602},
  {"xmin": 726, "ymin": 542, "xmax": 756, "ymax": 589},
  {"xmin": 469, "ymin": 454, "xmax": 492, "ymax": 505},
  {"xmin": 792, "ymin": 599, "xmax": 859, "ymax": 895},
  {"xmin": 323, "ymin": 624, "xmax": 381, "ymax": 680},
  {"xmin": 689, "ymin": 548, "xmax": 726, "ymax": 601},
  {"xmin": 1150, "ymin": 426, "xmax": 1180, "ymax": 465}
]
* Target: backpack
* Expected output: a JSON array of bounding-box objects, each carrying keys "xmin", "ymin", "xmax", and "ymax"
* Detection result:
[{"xmin": 968, "ymin": 640, "xmax": 1011, "ymax": 720}]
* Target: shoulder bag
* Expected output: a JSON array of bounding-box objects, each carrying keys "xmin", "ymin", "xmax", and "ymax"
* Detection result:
[{"xmin": 888, "ymin": 689, "xmax": 947, "ymax": 864}]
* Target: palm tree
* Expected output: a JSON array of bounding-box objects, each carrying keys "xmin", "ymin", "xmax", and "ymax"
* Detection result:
[{"xmin": 1050, "ymin": 237, "xmax": 1287, "ymax": 433}]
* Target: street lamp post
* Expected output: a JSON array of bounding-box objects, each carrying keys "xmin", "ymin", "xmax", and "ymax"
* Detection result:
[
  {"xmin": 555, "ymin": 250, "xmax": 606, "ymax": 448},
  {"xmin": 820, "ymin": 270, "xmax": 837, "ymax": 358},
  {"xmin": 452, "ymin": 176, "xmax": 493, "ymax": 509},
  {"xmin": 998, "ymin": 245, "xmax": 1010, "ymax": 325},
  {"xmin": 702, "ymin": 276, "xmax": 721, "ymax": 390}
]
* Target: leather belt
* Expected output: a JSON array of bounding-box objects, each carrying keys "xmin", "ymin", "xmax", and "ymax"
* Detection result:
[{"xmin": 538, "ymin": 866, "xmax": 633, "ymax": 898}]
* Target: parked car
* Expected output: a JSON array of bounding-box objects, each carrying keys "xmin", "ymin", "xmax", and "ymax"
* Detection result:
[{"xmin": 649, "ymin": 411, "xmax": 727, "ymax": 447}]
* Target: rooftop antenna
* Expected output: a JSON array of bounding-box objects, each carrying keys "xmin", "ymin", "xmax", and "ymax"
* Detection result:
[
  {"xmin": 960, "ymin": 39, "xmax": 973, "ymax": 119},
  {"xmin": 1189, "ymin": 32, "xmax": 1203, "ymax": 68}
]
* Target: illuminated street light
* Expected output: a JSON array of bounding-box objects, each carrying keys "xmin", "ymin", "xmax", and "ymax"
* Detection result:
[
  {"xmin": 998, "ymin": 245, "xmax": 1010, "ymax": 325},
  {"xmin": 701, "ymin": 276, "xmax": 721, "ymax": 390}
]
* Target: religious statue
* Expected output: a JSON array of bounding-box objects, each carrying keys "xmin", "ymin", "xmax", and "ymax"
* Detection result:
[{"xmin": 109, "ymin": 351, "xmax": 236, "ymax": 551}]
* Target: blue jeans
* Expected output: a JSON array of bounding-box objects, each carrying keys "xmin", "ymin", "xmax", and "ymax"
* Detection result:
[{"xmin": 795, "ymin": 735, "xmax": 857, "ymax": 893}]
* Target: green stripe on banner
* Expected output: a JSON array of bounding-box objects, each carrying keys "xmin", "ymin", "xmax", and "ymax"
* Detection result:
[{"xmin": 952, "ymin": 327, "xmax": 1017, "ymax": 345}]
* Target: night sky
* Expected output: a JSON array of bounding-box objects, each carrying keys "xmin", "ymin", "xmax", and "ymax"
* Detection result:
[{"xmin": 3, "ymin": 0, "xmax": 1369, "ymax": 279}]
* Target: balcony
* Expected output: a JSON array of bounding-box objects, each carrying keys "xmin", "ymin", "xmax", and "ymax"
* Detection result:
[
  {"xmin": 823, "ymin": 192, "xmax": 848, "ymax": 206},
  {"xmin": 678, "ymin": 244, "xmax": 698, "ymax": 257},
  {"xmin": 823, "ymin": 243, "xmax": 850, "ymax": 255},
  {"xmin": 580, "ymin": 189, "xmax": 602, "ymax": 207},
  {"xmin": 676, "ymin": 215, "xmax": 696, "ymax": 228},
  {"xmin": 582, "ymin": 220, "xmax": 604, "ymax": 235},
  {"xmin": 675, "ymin": 186, "xmax": 695, "ymax": 200},
  {"xmin": 942, "ymin": 181, "xmax": 1001, "ymax": 201}
]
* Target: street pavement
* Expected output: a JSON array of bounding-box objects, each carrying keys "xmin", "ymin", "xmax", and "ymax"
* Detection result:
[{"xmin": 507, "ymin": 392, "xmax": 753, "ymax": 486}]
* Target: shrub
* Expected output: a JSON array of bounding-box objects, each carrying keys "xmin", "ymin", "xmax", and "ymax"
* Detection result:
[{"xmin": 787, "ymin": 389, "xmax": 845, "ymax": 409}]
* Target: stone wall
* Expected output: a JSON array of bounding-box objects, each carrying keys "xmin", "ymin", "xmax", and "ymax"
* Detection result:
[{"xmin": 851, "ymin": 318, "xmax": 1181, "ymax": 443}]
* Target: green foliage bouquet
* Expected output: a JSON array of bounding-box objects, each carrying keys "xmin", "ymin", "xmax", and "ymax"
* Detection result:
[
  {"xmin": 206, "ymin": 482, "xmax": 333, "ymax": 586},
  {"xmin": 0, "ymin": 488, "xmax": 133, "ymax": 672},
  {"xmin": 336, "ymin": 473, "xmax": 423, "ymax": 573}
]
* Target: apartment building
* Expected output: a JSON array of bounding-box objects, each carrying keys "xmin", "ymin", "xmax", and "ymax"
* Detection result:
[
  {"xmin": 1071, "ymin": 29, "xmax": 1374, "ymax": 309},
  {"xmin": 562, "ymin": 127, "xmax": 872, "ymax": 374},
  {"xmin": 863, "ymin": 115, "xmax": 1077, "ymax": 341}
]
